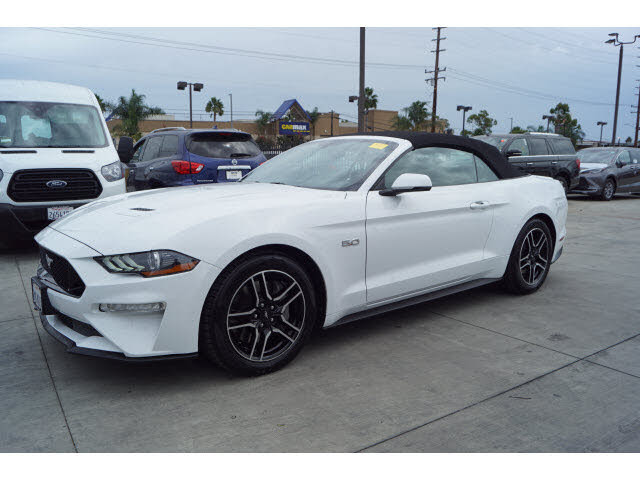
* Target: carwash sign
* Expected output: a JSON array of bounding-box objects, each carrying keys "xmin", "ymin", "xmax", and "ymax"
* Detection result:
[{"xmin": 279, "ymin": 121, "xmax": 310, "ymax": 136}]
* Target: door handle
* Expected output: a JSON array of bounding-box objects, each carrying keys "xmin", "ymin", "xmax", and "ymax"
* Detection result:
[
  {"xmin": 470, "ymin": 201, "xmax": 491, "ymax": 210},
  {"xmin": 551, "ymin": 161, "xmax": 558, "ymax": 164},
  {"xmin": 526, "ymin": 162, "xmax": 534, "ymax": 166}
]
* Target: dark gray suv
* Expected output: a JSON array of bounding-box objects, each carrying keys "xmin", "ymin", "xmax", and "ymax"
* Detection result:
[{"xmin": 474, "ymin": 133, "xmax": 580, "ymax": 193}]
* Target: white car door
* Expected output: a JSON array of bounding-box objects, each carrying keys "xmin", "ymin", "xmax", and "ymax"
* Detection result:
[{"xmin": 365, "ymin": 146, "xmax": 499, "ymax": 305}]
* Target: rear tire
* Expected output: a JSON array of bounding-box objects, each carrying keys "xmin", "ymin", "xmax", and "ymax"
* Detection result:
[
  {"xmin": 555, "ymin": 175, "xmax": 569, "ymax": 195},
  {"xmin": 503, "ymin": 219, "xmax": 553, "ymax": 295},
  {"xmin": 600, "ymin": 179, "xmax": 615, "ymax": 201},
  {"xmin": 199, "ymin": 252, "xmax": 318, "ymax": 376}
]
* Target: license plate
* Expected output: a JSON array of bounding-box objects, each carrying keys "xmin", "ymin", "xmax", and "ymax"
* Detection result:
[
  {"xmin": 226, "ymin": 170, "xmax": 242, "ymax": 180},
  {"xmin": 47, "ymin": 206, "xmax": 74, "ymax": 220},
  {"xmin": 32, "ymin": 280, "xmax": 42, "ymax": 311}
]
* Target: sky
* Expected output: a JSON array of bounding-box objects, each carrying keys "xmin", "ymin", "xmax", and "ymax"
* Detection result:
[{"xmin": 0, "ymin": 27, "xmax": 639, "ymax": 141}]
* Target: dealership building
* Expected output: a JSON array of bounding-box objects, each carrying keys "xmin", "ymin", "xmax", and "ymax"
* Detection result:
[{"xmin": 106, "ymin": 98, "xmax": 448, "ymax": 139}]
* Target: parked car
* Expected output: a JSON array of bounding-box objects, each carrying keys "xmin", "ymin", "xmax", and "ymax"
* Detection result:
[
  {"xmin": 32, "ymin": 133, "xmax": 567, "ymax": 375},
  {"xmin": 120, "ymin": 128, "xmax": 266, "ymax": 191},
  {"xmin": 570, "ymin": 147, "xmax": 640, "ymax": 200},
  {"xmin": 473, "ymin": 132, "xmax": 580, "ymax": 193},
  {"xmin": 0, "ymin": 80, "xmax": 126, "ymax": 246}
]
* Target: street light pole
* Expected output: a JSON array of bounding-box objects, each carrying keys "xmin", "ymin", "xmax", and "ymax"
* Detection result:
[
  {"xmin": 597, "ymin": 121, "xmax": 608, "ymax": 145},
  {"xmin": 634, "ymin": 84, "xmax": 640, "ymax": 147},
  {"xmin": 177, "ymin": 81, "xmax": 203, "ymax": 128},
  {"xmin": 358, "ymin": 27, "xmax": 366, "ymax": 133},
  {"xmin": 456, "ymin": 105, "xmax": 472, "ymax": 135},
  {"xmin": 229, "ymin": 93, "xmax": 233, "ymax": 129},
  {"xmin": 605, "ymin": 33, "xmax": 639, "ymax": 145}
]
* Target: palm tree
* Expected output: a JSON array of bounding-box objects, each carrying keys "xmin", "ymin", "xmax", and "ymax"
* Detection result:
[
  {"xmin": 110, "ymin": 89, "xmax": 164, "ymax": 139},
  {"xmin": 364, "ymin": 87, "xmax": 378, "ymax": 111},
  {"xmin": 205, "ymin": 97, "xmax": 224, "ymax": 122},
  {"xmin": 94, "ymin": 94, "xmax": 110, "ymax": 114},
  {"xmin": 392, "ymin": 114, "xmax": 413, "ymax": 131},
  {"xmin": 255, "ymin": 110, "xmax": 273, "ymax": 135},
  {"xmin": 404, "ymin": 101, "xmax": 429, "ymax": 130},
  {"xmin": 306, "ymin": 107, "xmax": 320, "ymax": 136}
]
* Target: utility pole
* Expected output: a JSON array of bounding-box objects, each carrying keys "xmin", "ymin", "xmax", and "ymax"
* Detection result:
[
  {"xmin": 229, "ymin": 93, "xmax": 233, "ymax": 129},
  {"xmin": 358, "ymin": 27, "xmax": 366, "ymax": 133},
  {"xmin": 634, "ymin": 83, "xmax": 640, "ymax": 147},
  {"xmin": 597, "ymin": 121, "xmax": 608, "ymax": 145},
  {"xmin": 509, "ymin": 117, "xmax": 514, "ymax": 132},
  {"xmin": 605, "ymin": 33, "xmax": 639, "ymax": 145},
  {"xmin": 456, "ymin": 105, "xmax": 472, "ymax": 135},
  {"xmin": 330, "ymin": 110, "xmax": 334, "ymax": 137},
  {"xmin": 427, "ymin": 27, "xmax": 446, "ymax": 133}
]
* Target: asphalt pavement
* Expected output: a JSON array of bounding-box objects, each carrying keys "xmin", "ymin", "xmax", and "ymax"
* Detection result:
[{"xmin": 1, "ymin": 195, "xmax": 639, "ymax": 452}]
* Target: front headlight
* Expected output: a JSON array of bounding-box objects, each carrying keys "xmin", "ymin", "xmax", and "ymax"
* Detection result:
[
  {"xmin": 101, "ymin": 161, "xmax": 124, "ymax": 182},
  {"xmin": 95, "ymin": 250, "xmax": 199, "ymax": 277}
]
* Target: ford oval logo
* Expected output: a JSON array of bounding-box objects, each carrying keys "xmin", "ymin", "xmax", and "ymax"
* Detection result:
[{"xmin": 46, "ymin": 180, "xmax": 67, "ymax": 188}]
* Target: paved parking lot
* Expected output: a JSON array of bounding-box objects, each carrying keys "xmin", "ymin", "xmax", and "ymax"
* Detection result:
[{"xmin": 1, "ymin": 195, "xmax": 640, "ymax": 452}]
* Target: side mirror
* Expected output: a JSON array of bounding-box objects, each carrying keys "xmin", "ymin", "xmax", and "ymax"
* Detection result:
[
  {"xmin": 505, "ymin": 149, "xmax": 522, "ymax": 157},
  {"xmin": 379, "ymin": 173, "xmax": 433, "ymax": 196},
  {"xmin": 117, "ymin": 136, "xmax": 134, "ymax": 163}
]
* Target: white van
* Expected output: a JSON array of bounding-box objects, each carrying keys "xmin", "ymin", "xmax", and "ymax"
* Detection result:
[{"xmin": 0, "ymin": 80, "xmax": 126, "ymax": 244}]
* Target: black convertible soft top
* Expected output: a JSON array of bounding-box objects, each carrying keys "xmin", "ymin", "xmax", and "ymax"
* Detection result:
[{"xmin": 342, "ymin": 131, "xmax": 524, "ymax": 179}]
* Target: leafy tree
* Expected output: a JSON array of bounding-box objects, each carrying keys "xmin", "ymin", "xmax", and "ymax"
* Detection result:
[
  {"xmin": 436, "ymin": 115, "xmax": 450, "ymax": 131},
  {"xmin": 306, "ymin": 107, "xmax": 321, "ymax": 136},
  {"xmin": 255, "ymin": 110, "xmax": 273, "ymax": 135},
  {"xmin": 94, "ymin": 94, "xmax": 110, "ymax": 114},
  {"xmin": 467, "ymin": 109, "xmax": 497, "ymax": 136},
  {"xmin": 527, "ymin": 124, "xmax": 546, "ymax": 132},
  {"xmin": 510, "ymin": 126, "xmax": 528, "ymax": 134},
  {"xmin": 549, "ymin": 103, "xmax": 584, "ymax": 146},
  {"xmin": 461, "ymin": 129, "xmax": 473, "ymax": 137},
  {"xmin": 205, "ymin": 97, "xmax": 224, "ymax": 122},
  {"xmin": 110, "ymin": 89, "xmax": 164, "ymax": 139},
  {"xmin": 625, "ymin": 136, "xmax": 632, "ymax": 145}
]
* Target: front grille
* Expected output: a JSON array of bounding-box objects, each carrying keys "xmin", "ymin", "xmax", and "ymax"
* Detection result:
[
  {"xmin": 58, "ymin": 313, "xmax": 101, "ymax": 338},
  {"xmin": 8, "ymin": 168, "xmax": 102, "ymax": 202},
  {"xmin": 40, "ymin": 248, "xmax": 86, "ymax": 297}
]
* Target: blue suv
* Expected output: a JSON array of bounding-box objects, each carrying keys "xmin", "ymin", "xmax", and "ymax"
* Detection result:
[{"xmin": 120, "ymin": 128, "xmax": 266, "ymax": 191}]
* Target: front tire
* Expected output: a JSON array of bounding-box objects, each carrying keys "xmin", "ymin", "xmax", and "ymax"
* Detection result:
[
  {"xmin": 503, "ymin": 219, "xmax": 553, "ymax": 295},
  {"xmin": 600, "ymin": 178, "xmax": 615, "ymax": 201},
  {"xmin": 199, "ymin": 253, "xmax": 318, "ymax": 376}
]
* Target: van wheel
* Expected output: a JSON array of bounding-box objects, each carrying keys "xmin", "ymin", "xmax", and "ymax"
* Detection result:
[
  {"xmin": 600, "ymin": 179, "xmax": 615, "ymax": 201},
  {"xmin": 199, "ymin": 253, "xmax": 318, "ymax": 376}
]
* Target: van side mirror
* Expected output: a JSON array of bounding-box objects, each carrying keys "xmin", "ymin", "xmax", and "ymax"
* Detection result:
[
  {"xmin": 117, "ymin": 136, "xmax": 134, "ymax": 163},
  {"xmin": 505, "ymin": 149, "xmax": 522, "ymax": 157},
  {"xmin": 379, "ymin": 173, "xmax": 433, "ymax": 196}
]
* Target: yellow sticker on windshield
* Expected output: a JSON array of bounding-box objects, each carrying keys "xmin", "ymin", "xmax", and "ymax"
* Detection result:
[{"xmin": 369, "ymin": 143, "xmax": 388, "ymax": 150}]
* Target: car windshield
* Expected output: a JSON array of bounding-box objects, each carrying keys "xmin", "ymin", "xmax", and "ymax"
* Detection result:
[
  {"xmin": 473, "ymin": 135, "xmax": 510, "ymax": 150},
  {"xmin": 186, "ymin": 132, "xmax": 262, "ymax": 158},
  {"xmin": 577, "ymin": 149, "xmax": 617, "ymax": 164},
  {"xmin": 243, "ymin": 138, "xmax": 399, "ymax": 191},
  {"xmin": 0, "ymin": 101, "xmax": 107, "ymax": 148}
]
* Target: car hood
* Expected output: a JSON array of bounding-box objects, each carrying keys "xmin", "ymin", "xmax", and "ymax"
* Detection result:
[
  {"xmin": 580, "ymin": 162, "xmax": 608, "ymax": 173},
  {"xmin": 44, "ymin": 182, "xmax": 344, "ymax": 254}
]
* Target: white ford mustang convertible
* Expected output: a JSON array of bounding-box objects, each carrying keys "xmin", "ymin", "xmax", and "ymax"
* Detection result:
[{"xmin": 32, "ymin": 133, "xmax": 567, "ymax": 375}]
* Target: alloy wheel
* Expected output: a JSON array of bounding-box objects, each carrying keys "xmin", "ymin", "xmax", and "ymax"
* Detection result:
[
  {"xmin": 603, "ymin": 181, "xmax": 615, "ymax": 200},
  {"xmin": 226, "ymin": 269, "xmax": 306, "ymax": 362},
  {"xmin": 518, "ymin": 227, "xmax": 550, "ymax": 286}
]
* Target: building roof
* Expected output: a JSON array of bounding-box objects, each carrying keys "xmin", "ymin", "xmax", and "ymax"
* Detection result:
[
  {"xmin": 342, "ymin": 131, "xmax": 524, "ymax": 179},
  {"xmin": 269, "ymin": 99, "xmax": 312, "ymax": 122}
]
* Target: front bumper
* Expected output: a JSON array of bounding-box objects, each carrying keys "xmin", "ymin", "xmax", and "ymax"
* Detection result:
[
  {"xmin": 33, "ymin": 227, "xmax": 221, "ymax": 360},
  {"xmin": 570, "ymin": 175, "xmax": 603, "ymax": 195},
  {"xmin": 0, "ymin": 203, "xmax": 86, "ymax": 237}
]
